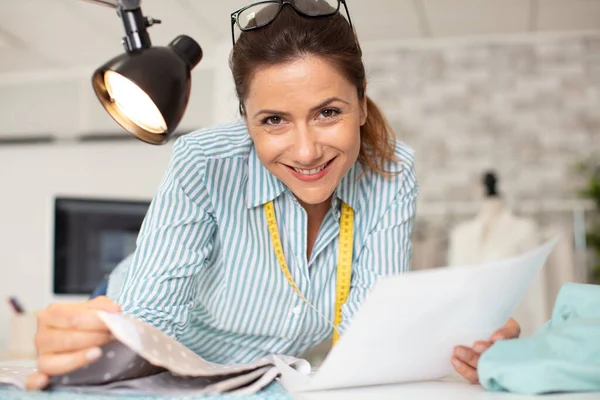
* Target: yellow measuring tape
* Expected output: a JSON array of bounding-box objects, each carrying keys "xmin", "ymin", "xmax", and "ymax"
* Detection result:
[{"xmin": 264, "ymin": 200, "xmax": 354, "ymax": 346}]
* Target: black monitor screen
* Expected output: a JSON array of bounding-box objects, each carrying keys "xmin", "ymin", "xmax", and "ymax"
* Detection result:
[{"xmin": 53, "ymin": 197, "xmax": 150, "ymax": 295}]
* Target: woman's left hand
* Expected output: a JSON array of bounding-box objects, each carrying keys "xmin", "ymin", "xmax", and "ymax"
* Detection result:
[{"xmin": 451, "ymin": 318, "xmax": 521, "ymax": 384}]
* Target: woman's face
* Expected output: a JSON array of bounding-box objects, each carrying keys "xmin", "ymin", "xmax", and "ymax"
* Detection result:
[{"xmin": 244, "ymin": 55, "xmax": 367, "ymax": 207}]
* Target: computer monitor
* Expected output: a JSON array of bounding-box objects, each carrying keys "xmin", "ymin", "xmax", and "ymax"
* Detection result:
[{"xmin": 53, "ymin": 197, "xmax": 150, "ymax": 295}]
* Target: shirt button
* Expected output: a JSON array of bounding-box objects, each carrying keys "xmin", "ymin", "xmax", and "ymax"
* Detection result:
[{"xmin": 291, "ymin": 306, "xmax": 302, "ymax": 315}]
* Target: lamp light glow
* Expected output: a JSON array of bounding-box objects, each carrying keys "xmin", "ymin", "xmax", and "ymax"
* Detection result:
[{"xmin": 104, "ymin": 71, "xmax": 167, "ymax": 134}]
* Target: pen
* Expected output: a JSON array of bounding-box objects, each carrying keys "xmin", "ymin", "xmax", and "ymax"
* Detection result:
[{"xmin": 8, "ymin": 297, "xmax": 24, "ymax": 314}]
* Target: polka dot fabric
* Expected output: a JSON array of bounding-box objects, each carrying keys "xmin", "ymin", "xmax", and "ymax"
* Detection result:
[
  {"xmin": 0, "ymin": 367, "xmax": 35, "ymax": 389},
  {"xmin": 50, "ymin": 341, "xmax": 165, "ymax": 387},
  {"xmin": 94, "ymin": 312, "xmax": 309, "ymax": 379},
  {"xmin": 0, "ymin": 312, "xmax": 309, "ymax": 397}
]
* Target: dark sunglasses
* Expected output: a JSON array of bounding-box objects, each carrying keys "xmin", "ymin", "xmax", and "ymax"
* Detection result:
[{"xmin": 230, "ymin": 0, "xmax": 353, "ymax": 46}]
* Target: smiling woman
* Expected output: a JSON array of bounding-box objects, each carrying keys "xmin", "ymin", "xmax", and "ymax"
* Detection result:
[
  {"xmin": 245, "ymin": 56, "xmax": 365, "ymax": 208},
  {"xmin": 27, "ymin": 0, "xmax": 520, "ymax": 392},
  {"xmin": 231, "ymin": 1, "xmax": 397, "ymax": 181}
]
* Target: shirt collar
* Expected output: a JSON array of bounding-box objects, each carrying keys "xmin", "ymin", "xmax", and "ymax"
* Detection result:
[
  {"xmin": 246, "ymin": 145, "xmax": 286, "ymax": 209},
  {"xmin": 333, "ymin": 161, "xmax": 364, "ymax": 213}
]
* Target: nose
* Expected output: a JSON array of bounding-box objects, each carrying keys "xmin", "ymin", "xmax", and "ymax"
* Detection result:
[{"xmin": 292, "ymin": 124, "xmax": 323, "ymax": 166}]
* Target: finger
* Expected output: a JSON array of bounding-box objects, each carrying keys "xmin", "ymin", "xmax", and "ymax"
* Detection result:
[
  {"xmin": 472, "ymin": 340, "xmax": 492, "ymax": 354},
  {"xmin": 37, "ymin": 347, "xmax": 103, "ymax": 377},
  {"xmin": 453, "ymin": 345, "xmax": 481, "ymax": 369},
  {"xmin": 25, "ymin": 372, "xmax": 49, "ymax": 391},
  {"xmin": 492, "ymin": 318, "xmax": 521, "ymax": 342},
  {"xmin": 85, "ymin": 296, "xmax": 121, "ymax": 312},
  {"xmin": 35, "ymin": 328, "xmax": 113, "ymax": 355},
  {"xmin": 451, "ymin": 357, "xmax": 479, "ymax": 384},
  {"xmin": 38, "ymin": 305, "xmax": 110, "ymax": 332}
]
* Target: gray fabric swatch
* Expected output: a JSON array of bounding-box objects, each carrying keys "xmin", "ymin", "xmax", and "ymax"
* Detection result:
[{"xmin": 0, "ymin": 312, "xmax": 311, "ymax": 396}]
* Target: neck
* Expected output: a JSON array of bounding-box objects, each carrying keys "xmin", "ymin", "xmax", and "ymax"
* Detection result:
[
  {"xmin": 480, "ymin": 197, "xmax": 504, "ymax": 221},
  {"xmin": 298, "ymin": 196, "xmax": 332, "ymax": 220},
  {"xmin": 298, "ymin": 196, "xmax": 333, "ymax": 260}
]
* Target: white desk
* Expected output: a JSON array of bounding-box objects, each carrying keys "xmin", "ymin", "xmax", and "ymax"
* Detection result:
[
  {"xmin": 2, "ymin": 360, "xmax": 598, "ymax": 400},
  {"xmin": 293, "ymin": 380, "xmax": 600, "ymax": 400},
  {"xmin": 0, "ymin": 351, "xmax": 35, "ymax": 363},
  {"xmin": 0, "ymin": 359, "xmax": 36, "ymax": 368}
]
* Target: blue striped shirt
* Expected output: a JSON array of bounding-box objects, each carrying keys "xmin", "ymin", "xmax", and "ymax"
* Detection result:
[{"xmin": 110, "ymin": 120, "xmax": 418, "ymax": 364}]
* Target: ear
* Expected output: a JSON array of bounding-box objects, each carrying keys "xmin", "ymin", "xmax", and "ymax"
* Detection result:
[
  {"xmin": 360, "ymin": 80, "xmax": 368, "ymax": 126},
  {"xmin": 239, "ymin": 102, "xmax": 246, "ymax": 119}
]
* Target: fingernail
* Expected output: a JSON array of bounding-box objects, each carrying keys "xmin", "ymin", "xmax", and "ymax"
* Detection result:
[
  {"xmin": 86, "ymin": 347, "xmax": 102, "ymax": 361},
  {"xmin": 451, "ymin": 358, "xmax": 462, "ymax": 368},
  {"xmin": 456, "ymin": 348, "xmax": 468, "ymax": 359}
]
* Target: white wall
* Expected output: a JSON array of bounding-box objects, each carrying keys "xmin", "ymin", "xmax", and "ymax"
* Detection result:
[
  {"xmin": 0, "ymin": 41, "xmax": 235, "ymax": 349},
  {"xmin": 0, "ymin": 142, "xmax": 176, "ymax": 348},
  {"xmin": 0, "ymin": 66, "xmax": 217, "ymax": 139}
]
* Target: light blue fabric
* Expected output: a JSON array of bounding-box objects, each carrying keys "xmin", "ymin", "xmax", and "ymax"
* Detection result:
[
  {"xmin": 479, "ymin": 283, "xmax": 600, "ymax": 394},
  {"xmin": 109, "ymin": 120, "xmax": 419, "ymax": 365},
  {"xmin": 0, "ymin": 382, "xmax": 289, "ymax": 399}
]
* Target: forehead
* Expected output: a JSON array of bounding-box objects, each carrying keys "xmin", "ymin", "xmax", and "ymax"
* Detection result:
[{"xmin": 246, "ymin": 55, "xmax": 355, "ymax": 104}]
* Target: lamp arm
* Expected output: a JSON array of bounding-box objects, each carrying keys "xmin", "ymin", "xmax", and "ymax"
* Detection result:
[
  {"xmin": 118, "ymin": 0, "xmax": 143, "ymax": 11},
  {"xmin": 78, "ymin": 0, "xmax": 141, "ymax": 10},
  {"xmin": 78, "ymin": 0, "xmax": 155, "ymax": 52},
  {"xmin": 78, "ymin": 0, "xmax": 119, "ymax": 9}
]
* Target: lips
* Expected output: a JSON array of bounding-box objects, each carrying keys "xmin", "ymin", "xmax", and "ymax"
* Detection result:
[
  {"xmin": 292, "ymin": 161, "xmax": 329, "ymax": 175},
  {"xmin": 285, "ymin": 158, "xmax": 336, "ymax": 182},
  {"xmin": 287, "ymin": 158, "xmax": 334, "ymax": 174}
]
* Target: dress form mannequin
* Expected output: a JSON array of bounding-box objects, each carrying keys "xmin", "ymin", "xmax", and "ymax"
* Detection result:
[{"xmin": 447, "ymin": 171, "xmax": 548, "ymax": 336}]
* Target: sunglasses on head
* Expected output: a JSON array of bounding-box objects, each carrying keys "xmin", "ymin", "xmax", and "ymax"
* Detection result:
[{"xmin": 230, "ymin": 0, "xmax": 353, "ymax": 46}]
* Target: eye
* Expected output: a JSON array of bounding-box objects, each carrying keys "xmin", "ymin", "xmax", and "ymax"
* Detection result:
[
  {"xmin": 262, "ymin": 116, "xmax": 283, "ymax": 125},
  {"xmin": 319, "ymin": 108, "xmax": 341, "ymax": 119}
]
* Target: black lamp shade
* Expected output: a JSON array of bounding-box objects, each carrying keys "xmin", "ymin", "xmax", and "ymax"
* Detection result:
[{"xmin": 92, "ymin": 35, "xmax": 202, "ymax": 145}]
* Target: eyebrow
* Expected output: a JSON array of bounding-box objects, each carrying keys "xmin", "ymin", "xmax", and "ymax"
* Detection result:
[{"xmin": 253, "ymin": 97, "xmax": 351, "ymax": 119}]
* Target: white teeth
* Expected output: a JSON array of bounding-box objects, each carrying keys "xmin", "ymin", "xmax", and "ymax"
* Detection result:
[{"xmin": 293, "ymin": 162, "xmax": 328, "ymax": 176}]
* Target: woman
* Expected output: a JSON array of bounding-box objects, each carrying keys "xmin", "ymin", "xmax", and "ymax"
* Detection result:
[{"xmin": 27, "ymin": 0, "xmax": 519, "ymax": 390}]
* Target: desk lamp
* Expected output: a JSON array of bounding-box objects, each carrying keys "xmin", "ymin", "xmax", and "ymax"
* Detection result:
[{"xmin": 82, "ymin": 0, "xmax": 203, "ymax": 144}]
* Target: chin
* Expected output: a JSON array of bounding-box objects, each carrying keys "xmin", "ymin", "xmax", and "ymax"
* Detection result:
[{"xmin": 292, "ymin": 188, "xmax": 335, "ymax": 205}]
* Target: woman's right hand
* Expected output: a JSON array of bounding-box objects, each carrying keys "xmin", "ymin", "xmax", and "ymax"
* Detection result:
[{"xmin": 25, "ymin": 296, "xmax": 121, "ymax": 390}]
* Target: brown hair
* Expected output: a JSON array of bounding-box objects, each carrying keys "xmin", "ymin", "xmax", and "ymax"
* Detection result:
[{"xmin": 229, "ymin": 4, "xmax": 398, "ymax": 176}]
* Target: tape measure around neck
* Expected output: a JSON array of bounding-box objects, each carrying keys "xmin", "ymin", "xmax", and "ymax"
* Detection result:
[{"xmin": 264, "ymin": 200, "xmax": 354, "ymax": 346}]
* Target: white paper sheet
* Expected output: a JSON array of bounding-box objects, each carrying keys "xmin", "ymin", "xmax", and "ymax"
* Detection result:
[{"xmin": 277, "ymin": 238, "xmax": 559, "ymax": 393}]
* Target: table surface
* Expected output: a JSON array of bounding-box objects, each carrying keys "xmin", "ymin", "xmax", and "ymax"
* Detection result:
[
  {"xmin": 293, "ymin": 381, "xmax": 600, "ymax": 400},
  {"xmin": 1, "ymin": 360, "xmax": 598, "ymax": 400}
]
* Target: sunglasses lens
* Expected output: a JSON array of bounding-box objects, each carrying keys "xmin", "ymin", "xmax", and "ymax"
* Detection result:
[
  {"xmin": 238, "ymin": 3, "xmax": 281, "ymax": 30},
  {"xmin": 294, "ymin": 0, "xmax": 339, "ymax": 16}
]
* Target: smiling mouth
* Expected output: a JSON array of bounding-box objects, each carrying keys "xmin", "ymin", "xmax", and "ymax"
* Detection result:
[{"xmin": 286, "ymin": 158, "xmax": 336, "ymax": 176}]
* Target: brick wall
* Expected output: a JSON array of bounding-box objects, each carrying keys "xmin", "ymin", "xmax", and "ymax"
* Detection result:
[{"xmin": 364, "ymin": 33, "xmax": 600, "ymax": 204}]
